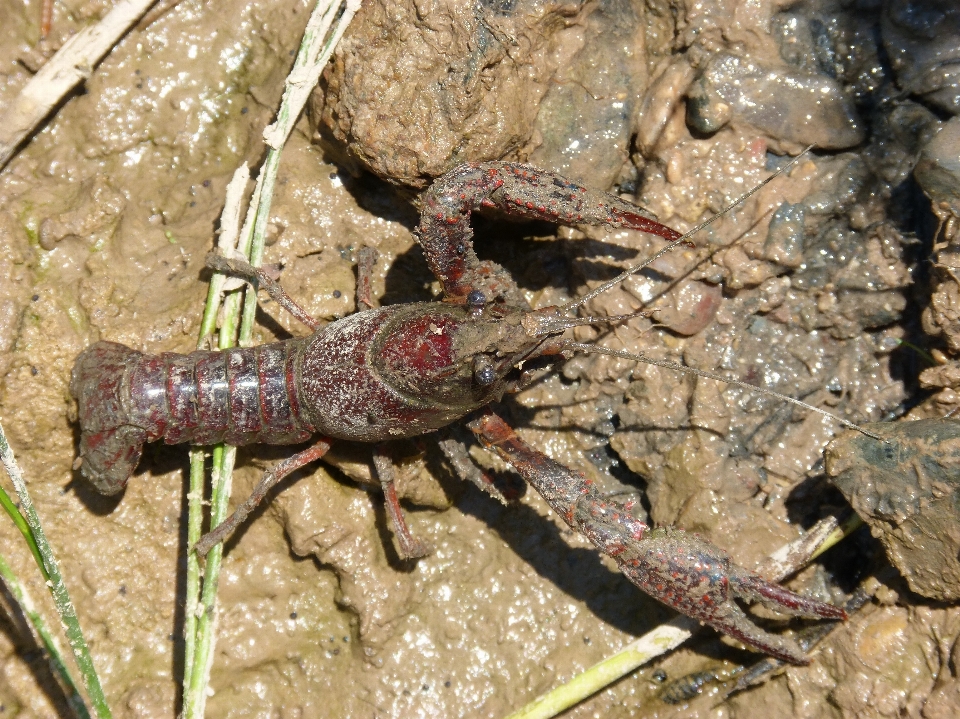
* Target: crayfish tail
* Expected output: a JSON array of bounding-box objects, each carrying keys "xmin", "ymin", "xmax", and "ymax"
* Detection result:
[
  {"xmin": 77, "ymin": 425, "xmax": 147, "ymax": 495},
  {"xmin": 71, "ymin": 341, "xmax": 148, "ymax": 494}
]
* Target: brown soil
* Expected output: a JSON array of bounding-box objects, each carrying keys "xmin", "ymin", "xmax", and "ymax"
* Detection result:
[{"xmin": 1, "ymin": 0, "xmax": 959, "ymax": 718}]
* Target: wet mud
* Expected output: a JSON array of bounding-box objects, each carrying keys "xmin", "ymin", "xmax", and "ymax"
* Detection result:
[
  {"xmin": 827, "ymin": 419, "xmax": 960, "ymax": 602},
  {"xmin": 1, "ymin": 0, "xmax": 960, "ymax": 717}
]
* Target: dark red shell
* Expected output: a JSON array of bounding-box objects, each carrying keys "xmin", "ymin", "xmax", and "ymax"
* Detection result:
[{"xmin": 70, "ymin": 303, "xmax": 517, "ymax": 493}]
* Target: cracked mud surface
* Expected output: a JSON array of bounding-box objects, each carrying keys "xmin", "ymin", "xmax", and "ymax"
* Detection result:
[{"xmin": 2, "ymin": 0, "xmax": 960, "ymax": 717}]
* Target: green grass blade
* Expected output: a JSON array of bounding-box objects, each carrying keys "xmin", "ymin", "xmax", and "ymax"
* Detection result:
[
  {"xmin": 0, "ymin": 481, "xmax": 46, "ymax": 579},
  {"xmin": 0, "ymin": 550, "xmax": 90, "ymax": 718},
  {"xmin": 0, "ymin": 420, "xmax": 112, "ymax": 718},
  {"xmin": 181, "ymin": 4, "xmax": 360, "ymax": 715},
  {"xmin": 503, "ymin": 617, "xmax": 698, "ymax": 719}
]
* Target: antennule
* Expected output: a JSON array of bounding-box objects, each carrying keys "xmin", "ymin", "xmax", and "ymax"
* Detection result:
[
  {"xmin": 562, "ymin": 146, "xmax": 814, "ymax": 314},
  {"xmin": 522, "ymin": 309, "xmax": 653, "ymax": 337},
  {"xmin": 561, "ymin": 340, "xmax": 885, "ymax": 442}
]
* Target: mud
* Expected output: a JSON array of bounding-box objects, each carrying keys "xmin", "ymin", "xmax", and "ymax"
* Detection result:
[
  {"xmin": 1, "ymin": 0, "xmax": 960, "ymax": 718},
  {"xmin": 827, "ymin": 419, "xmax": 960, "ymax": 602}
]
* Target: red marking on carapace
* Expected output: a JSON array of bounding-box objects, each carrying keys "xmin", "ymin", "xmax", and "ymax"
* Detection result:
[{"xmin": 378, "ymin": 313, "xmax": 458, "ymax": 377}]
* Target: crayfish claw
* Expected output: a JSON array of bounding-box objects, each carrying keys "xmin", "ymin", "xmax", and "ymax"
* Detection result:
[
  {"xmin": 702, "ymin": 555, "xmax": 847, "ymax": 665},
  {"xmin": 616, "ymin": 527, "xmax": 845, "ymax": 665},
  {"xmin": 703, "ymin": 601, "xmax": 812, "ymax": 666},
  {"xmin": 728, "ymin": 565, "xmax": 848, "ymax": 621},
  {"xmin": 467, "ymin": 411, "xmax": 846, "ymax": 665}
]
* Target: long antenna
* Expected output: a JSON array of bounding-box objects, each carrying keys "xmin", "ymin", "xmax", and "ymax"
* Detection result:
[
  {"xmin": 562, "ymin": 341, "xmax": 885, "ymax": 441},
  {"xmin": 562, "ymin": 147, "xmax": 814, "ymax": 314}
]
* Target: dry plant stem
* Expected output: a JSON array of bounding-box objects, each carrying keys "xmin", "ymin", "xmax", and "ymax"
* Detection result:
[
  {"xmin": 181, "ymin": 2, "xmax": 358, "ymax": 714},
  {"xmin": 197, "ymin": 164, "xmax": 251, "ymax": 348},
  {"xmin": 0, "ymin": 420, "xmax": 111, "ymax": 718},
  {"xmin": 136, "ymin": 0, "xmax": 184, "ymax": 30},
  {"xmin": 756, "ymin": 512, "xmax": 863, "ymax": 579},
  {"xmin": 238, "ymin": 0, "xmax": 361, "ymax": 341},
  {"xmin": 0, "ymin": 0, "xmax": 159, "ymax": 170},
  {"xmin": 504, "ymin": 514, "xmax": 863, "ymax": 719},
  {"xmin": 0, "ymin": 552, "xmax": 89, "ymax": 718},
  {"xmin": 261, "ymin": 0, "xmax": 362, "ymax": 151}
]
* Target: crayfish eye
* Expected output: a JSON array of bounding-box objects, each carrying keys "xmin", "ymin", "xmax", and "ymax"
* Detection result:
[
  {"xmin": 466, "ymin": 289, "xmax": 487, "ymax": 308},
  {"xmin": 473, "ymin": 355, "xmax": 497, "ymax": 386},
  {"xmin": 476, "ymin": 366, "xmax": 496, "ymax": 386}
]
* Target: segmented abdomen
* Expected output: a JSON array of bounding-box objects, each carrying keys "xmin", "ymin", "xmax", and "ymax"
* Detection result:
[
  {"xmin": 126, "ymin": 340, "xmax": 314, "ymax": 446},
  {"xmin": 71, "ymin": 340, "xmax": 313, "ymax": 495}
]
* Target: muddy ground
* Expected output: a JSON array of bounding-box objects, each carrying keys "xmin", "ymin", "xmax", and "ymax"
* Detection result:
[{"xmin": 1, "ymin": 0, "xmax": 960, "ymax": 717}]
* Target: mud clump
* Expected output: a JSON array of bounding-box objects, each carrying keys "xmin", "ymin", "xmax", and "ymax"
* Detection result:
[
  {"xmin": 883, "ymin": 1, "xmax": 960, "ymax": 116},
  {"xmin": 314, "ymin": 0, "xmax": 663, "ymax": 190},
  {"xmin": 827, "ymin": 419, "xmax": 960, "ymax": 601},
  {"xmin": 313, "ymin": 0, "xmax": 601, "ymax": 187},
  {"xmin": 686, "ymin": 51, "xmax": 864, "ymax": 149}
]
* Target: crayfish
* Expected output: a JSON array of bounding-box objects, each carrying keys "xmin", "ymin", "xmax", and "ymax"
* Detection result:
[{"xmin": 72, "ymin": 161, "xmax": 870, "ymax": 664}]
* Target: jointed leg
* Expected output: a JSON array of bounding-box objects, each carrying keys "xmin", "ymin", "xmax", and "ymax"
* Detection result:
[
  {"xmin": 355, "ymin": 246, "xmax": 379, "ymax": 310},
  {"xmin": 373, "ymin": 446, "xmax": 432, "ymax": 560},
  {"xmin": 206, "ymin": 252, "xmax": 322, "ymax": 332},
  {"xmin": 194, "ymin": 438, "xmax": 332, "ymax": 556},
  {"xmin": 437, "ymin": 433, "xmax": 522, "ymax": 505}
]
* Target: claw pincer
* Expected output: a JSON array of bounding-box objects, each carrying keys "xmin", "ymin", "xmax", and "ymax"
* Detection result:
[
  {"xmin": 416, "ymin": 162, "xmax": 680, "ymax": 301},
  {"xmin": 468, "ymin": 412, "xmax": 846, "ymax": 665}
]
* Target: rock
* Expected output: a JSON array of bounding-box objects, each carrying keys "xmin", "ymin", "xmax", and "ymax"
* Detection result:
[
  {"xmin": 916, "ymin": 117, "xmax": 960, "ymax": 348},
  {"xmin": 652, "ymin": 279, "xmax": 722, "ymax": 336},
  {"xmin": 915, "ymin": 116, "xmax": 960, "ymax": 235},
  {"xmin": 634, "ymin": 57, "xmax": 694, "ymax": 155},
  {"xmin": 763, "ymin": 202, "xmax": 805, "ymax": 268},
  {"xmin": 826, "ymin": 419, "xmax": 960, "ymax": 601},
  {"xmin": 883, "ymin": 1, "xmax": 960, "ymax": 116},
  {"xmin": 920, "ymin": 362, "xmax": 960, "ymax": 392},
  {"xmin": 528, "ymin": 0, "xmax": 649, "ymax": 189},
  {"xmin": 685, "ymin": 53, "xmax": 865, "ymax": 149}
]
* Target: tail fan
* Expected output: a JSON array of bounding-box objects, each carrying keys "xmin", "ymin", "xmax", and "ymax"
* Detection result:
[{"xmin": 70, "ymin": 342, "xmax": 148, "ymax": 494}]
